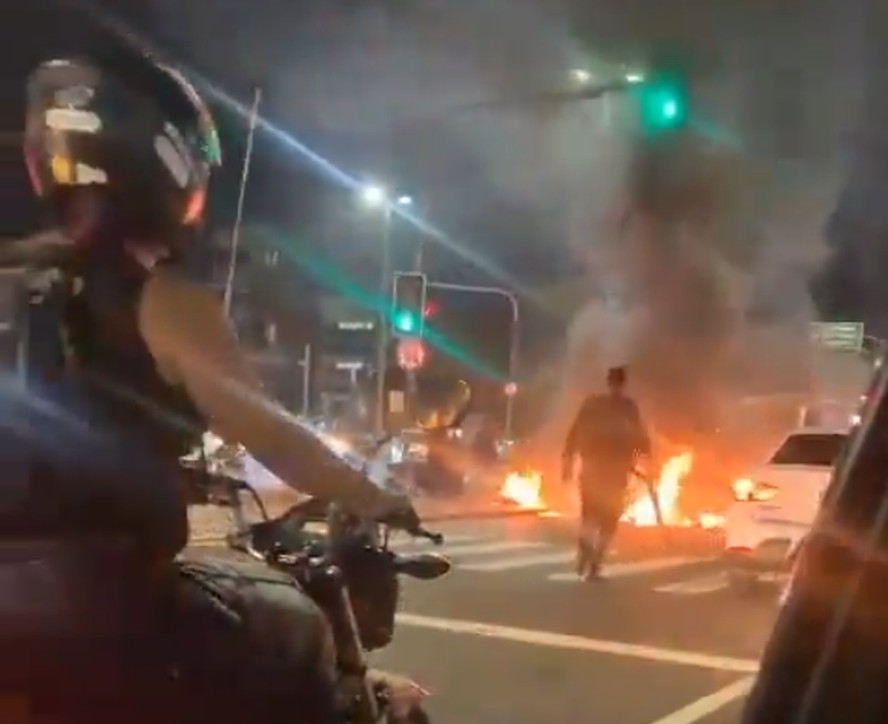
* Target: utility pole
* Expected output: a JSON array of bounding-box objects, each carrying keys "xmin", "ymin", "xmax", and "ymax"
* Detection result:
[
  {"xmin": 373, "ymin": 206, "xmax": 393, "ymax": 437},
  {"xmin": 223, "ymin": 87, "xmax": 262, "ymax": 317}
]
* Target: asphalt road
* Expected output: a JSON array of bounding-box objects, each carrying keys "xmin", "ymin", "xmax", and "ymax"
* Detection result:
[{"xmin": 189, "ymin": 513, "xmax": 778, "ymax": 723}]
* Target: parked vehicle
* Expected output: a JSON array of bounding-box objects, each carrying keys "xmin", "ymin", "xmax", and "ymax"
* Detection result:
[{"xmin": 723, "ymin": 425, "xmax": 848, "ymax": 593}]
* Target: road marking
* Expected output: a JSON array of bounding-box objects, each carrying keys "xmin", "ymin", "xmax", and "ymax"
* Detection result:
[
  {"xmin": 442, "ymin": 540, "xmax": 549, "ymax": 557},
  {"xmin": 547, "ymin": 557, "xmax": 713, "ymax": 582},
  {"xmin": 647, "ymin": 676, "xmax": 754, "ymax": 724},
  {"xmin": 393, "ymin": 534, "xmax": 485, "ymax": 549},
  {"xmin": 395, "ymin": 613, "xmax": 760, "ymax": 673},
  {"xmin": 654, "ymin": 572, "xmax": 729, "ymax": 595},
  {"xmin": 461, "ymin": 550, "xmax": 576, "ymax": 571}
]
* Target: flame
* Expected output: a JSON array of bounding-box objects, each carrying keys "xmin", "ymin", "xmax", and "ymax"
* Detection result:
[
  {"xmin": 698, "ymin": 513, "xmax": 725, "ymax": 529},
  {"xmin": 622, "ymin": 452, "xmax": 693, "ymax": 526},
  {"xmin": 500, "ymin": 470, "xmax": 544, "ymax": 509},
  {"xmin": 620, "ymin": 452, "xmax": 724, "ymax": 529}
]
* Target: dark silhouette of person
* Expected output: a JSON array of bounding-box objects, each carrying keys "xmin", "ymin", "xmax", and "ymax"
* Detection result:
[{"xmin": 563, "ymin": 366, "xmax": 651, "ymax": 580}]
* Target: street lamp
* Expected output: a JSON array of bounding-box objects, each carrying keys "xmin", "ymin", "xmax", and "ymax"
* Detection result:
[
  {"xmin": 570, "ymin": 68, "xmax": 591, "ymax": 84},
  {"xmin": 359, "ymin": 183, "xmax": 414, "ymax": 436},
  {"xmin": 361, "ymin": 184, "xmax": 388, "ymax": 208}
]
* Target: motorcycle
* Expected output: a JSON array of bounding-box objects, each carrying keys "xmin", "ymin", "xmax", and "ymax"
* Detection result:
[{"xmin": 189, "ymin": 468, "xmax": 452, "ymax": 724}]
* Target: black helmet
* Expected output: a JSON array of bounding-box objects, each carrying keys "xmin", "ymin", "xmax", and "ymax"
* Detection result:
[{"xmin": 24, "ymin": 49, "xmax": 222, "ymax": 242}]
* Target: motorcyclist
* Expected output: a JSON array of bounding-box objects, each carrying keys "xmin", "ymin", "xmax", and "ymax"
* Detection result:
[{"xmin": 14, "ymin": 46, "xmax": 416, "ymax": 721}]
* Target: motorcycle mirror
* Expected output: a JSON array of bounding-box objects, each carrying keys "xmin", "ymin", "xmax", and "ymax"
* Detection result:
[{"xmin": 395, "ymin": 553, "xmax": 452, "ymax": 580}]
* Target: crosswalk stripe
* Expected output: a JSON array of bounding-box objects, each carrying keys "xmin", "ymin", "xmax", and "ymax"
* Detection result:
[
  {"xmin": 462, "ymin": 550, "xmax": 576, "ymax": 572},
  {"xmin": 391, "ymin": 534, "xmax": 483, "ymax": 550},
  {"xmin": 438, "ymin": 540, "xmax": 549, "ymax": 557},
  {"xmin": 654, "ymin": 572, "xmax": 728, "ymax": 595},
  {"xmin": 547, "ymin": 557, "xmax": 712, "ymax": 582}
]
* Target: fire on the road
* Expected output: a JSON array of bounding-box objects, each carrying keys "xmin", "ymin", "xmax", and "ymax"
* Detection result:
[
  {"xmin": 498, "ymin": 453, "xmax": 724, "ymax": 528},
  {"xmin": 500, "ymin": 470, "xmax": 545, "ymax": 509},
  {"xmin": 622, "ymin": 452, "xmax": 693, "ymax": 526},
  {"xmin": 622, "ymin": 452, "xmax": 724, "ymax": 529}
]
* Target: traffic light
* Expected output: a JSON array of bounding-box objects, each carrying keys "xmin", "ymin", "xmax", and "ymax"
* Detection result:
[
  {"xmin": 397, "ymin": 338, "xmax": 427, "ymax": 370},
  {"xmin": 391, "ymin": 272, "xmax": 427, "ymax": 337},
  {"xmin": 393, "ymin": 308, "xmax": 420, "ymax": 334},
  {"xmin": 636, "ymin": 71, "xmax": 688, "ymax": 136}
]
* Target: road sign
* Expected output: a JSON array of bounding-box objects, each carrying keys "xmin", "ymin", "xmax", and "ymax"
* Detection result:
[{"xmin": 810, "ymin": 322, "xmax": 864, "ymax": 352}]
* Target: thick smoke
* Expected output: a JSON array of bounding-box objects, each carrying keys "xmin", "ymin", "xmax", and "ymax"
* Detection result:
[{"xmin": 144, "ymin": 0, "xmax": 871, "ymax": 470}]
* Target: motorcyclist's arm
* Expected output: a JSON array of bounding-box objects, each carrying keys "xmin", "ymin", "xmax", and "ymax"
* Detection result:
[{"xmin": 138, "ymin": 271, "xmax": 405, "ymax": 517}]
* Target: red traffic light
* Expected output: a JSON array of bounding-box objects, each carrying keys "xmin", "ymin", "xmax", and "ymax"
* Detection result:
[
  {"xmin": 397, "ymin": 338, "xmax": 427, "ymax": 371},
  {"xmin": 423, "ymin": 299, "xmax": 440, "ymax": 318},
  {"xmin": 504, "ymin": 382, "xmax": 518, "ymax": 396}
]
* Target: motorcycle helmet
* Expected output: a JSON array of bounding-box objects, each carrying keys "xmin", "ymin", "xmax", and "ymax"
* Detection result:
[{"xmin": 23, "ymin": 46, "xmax": 222, "ymax": 245}]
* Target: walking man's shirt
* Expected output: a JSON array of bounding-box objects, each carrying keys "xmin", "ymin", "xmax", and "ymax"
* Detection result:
[{"xmin": 562, "ymin": 367, "xmax": 650, "ymax": 581}]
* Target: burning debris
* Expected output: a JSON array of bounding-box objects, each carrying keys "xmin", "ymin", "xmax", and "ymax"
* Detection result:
[
  {"xmin": 497, "ymin": 452, "xmax": 724, "ymax": 528},
  {"xmin": 499, "ymin": 470, "xmax": 544, "ymax": 509}
]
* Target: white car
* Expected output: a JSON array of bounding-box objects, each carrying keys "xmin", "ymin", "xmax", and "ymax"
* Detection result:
[{"xmin": 723, "ymin": 425, "xmax": 848, "ymax": 593}]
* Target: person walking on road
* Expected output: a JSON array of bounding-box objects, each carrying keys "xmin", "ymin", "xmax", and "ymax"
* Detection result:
[{"xmin": 562, "ymin": 366, "xmax": 651, "ymax": 581}]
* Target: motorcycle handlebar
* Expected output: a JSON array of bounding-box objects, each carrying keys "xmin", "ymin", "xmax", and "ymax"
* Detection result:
[{"xmin": 182, "ymin": 467, "xmax": 442, "ymax": 543}]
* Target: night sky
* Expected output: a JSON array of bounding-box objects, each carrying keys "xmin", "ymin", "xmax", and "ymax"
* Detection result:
[{"xmin": 5, "ymin": 0, "xmax": 888, "ymax": 346}]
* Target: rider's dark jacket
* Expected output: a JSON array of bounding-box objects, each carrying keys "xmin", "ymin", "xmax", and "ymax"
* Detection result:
[{"xmin": 0, "ymin": 235, "xmax": 197, "ymax": 561}]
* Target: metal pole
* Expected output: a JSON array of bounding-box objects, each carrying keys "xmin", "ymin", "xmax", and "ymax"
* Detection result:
[
  {"xmin": 504, "ymin": 297, "xmax": 519, "ymax": 440},
  {"xmin": 423, "ymin": 281, "xmax": 520, "ymax": 439},
  {"xmin": 301, "ymin": 344, "xmax": 312, "ymax": 416},
  {"xmin": 223, "ymin": 87, "xmax": 262, "ymax": 317},
  {"xmin": 374, "ymin": 207, "xmax": 393, "ymax": 436},
  {"xmin": 405, "ymin": 218, "xmax": 425, "ymax": 427},
  {"xmin": 413, "ymin": 196, "xmax": 427, "ymax": 273}
]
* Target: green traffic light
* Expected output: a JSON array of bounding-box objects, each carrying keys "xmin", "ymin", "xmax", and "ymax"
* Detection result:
[
  {"xmin": 636, "ymin": 74, "xmax": 688, "ymax": 134},
  {"xmin": 393, "ymin": 309, "xmax": 419, "ymax": 333}
]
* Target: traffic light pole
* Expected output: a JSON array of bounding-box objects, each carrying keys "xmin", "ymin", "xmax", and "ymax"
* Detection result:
[
  {"xmin": 374, "ymin": 207, "xmax": 393, "ymax": 437},
  {"xmin": 425, "ymin": 281, "xmax": 520, "ymax": 440}
]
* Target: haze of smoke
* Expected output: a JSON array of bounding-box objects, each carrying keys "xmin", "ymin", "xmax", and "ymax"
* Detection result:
[{"xmin": 146, "ymin": 0, "xmax": 869, "ymax": 462}]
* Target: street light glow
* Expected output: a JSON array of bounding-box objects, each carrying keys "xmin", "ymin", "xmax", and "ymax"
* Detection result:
[
  {"xmin": 625, "ymin": 72, "xmax": 645, "ymax": 84},
  {"xmin": 396, "ymin": 195, "xmax": 413, "ymax": 206},
  {"xmin": 361, "ymin": 184, "xmax": 387, "ymax": 207},
  {"xmin": 570, "ymin": 69, "xmax": 591, "ymax": 84}
]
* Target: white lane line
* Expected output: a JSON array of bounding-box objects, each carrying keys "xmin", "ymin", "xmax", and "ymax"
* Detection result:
[
  {"xmin": 443, "ymin": 540, "xmax": 549, "ymax": 557},
  {"xmin": 461, "ymin": 550, "xmax": 575, "ymax": 572},
  {"xmin": 395, "ymin": 613, "xmax": 759, "ymax": 673},
  {"xmin": 547, "ymin": 557, "xmax": 713, "ymax": 582},
  {"xmin": 655, "ymin": 573, "xmax": 729, "ymax": 595},
  {"xmin": 647, "ymin": 676, "xmax": 754, "ymax": 724},
  {"xmin": 392, "ymin": 534, "xmax": 485, "ymax": 549}
]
